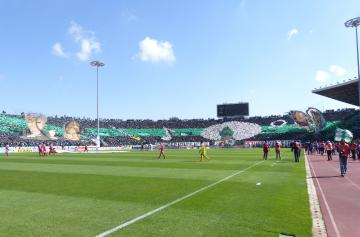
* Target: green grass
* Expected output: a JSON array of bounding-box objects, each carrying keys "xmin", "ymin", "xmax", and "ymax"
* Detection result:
[{"xmin": 0, "ymin": 149, "xmax": 311, "ymax": 237}]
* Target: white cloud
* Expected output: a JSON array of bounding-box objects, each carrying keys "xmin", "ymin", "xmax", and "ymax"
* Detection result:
[
  {"xmin": 315, "ymin": 65, "xmax": 348, "ymax": 83},
  {"xmin": 52, "ymin": 22, "xmax": 101, "ymax": 61},
  {"xmin": 52, "ymin": 42, "xmax": 69, "ymax": 58},
  {"xmin": 287, "ymin": 28, "xmax": 299, "ymax": 40},
  {"xmin": 315, "ymin": 70, "xmax": 329, "ymax": 82},
  {"xmin": 137, "ymin": 37, "xmax": 175, "ymax": 64},
  {"xmin": 329, "ymin": 65, "xmax": 346, "ymax": 77},
  {"xmin": 68, "ymin": 21, "xmax": 101, "ymax": 61}
]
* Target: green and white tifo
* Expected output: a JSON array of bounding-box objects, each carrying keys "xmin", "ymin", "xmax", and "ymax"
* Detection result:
[{"xmin": 0, "ymin": 149, "xmax": 311, "ymax": 237}]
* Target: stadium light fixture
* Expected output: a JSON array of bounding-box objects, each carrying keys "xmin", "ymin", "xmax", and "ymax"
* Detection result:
[
  {"xmin": 345, "ymin": 17, "xmax": 360, "ymax": 108},
  {"xmin": 90, "ymin": 60, "xmax": 105, "ymax": 150}
]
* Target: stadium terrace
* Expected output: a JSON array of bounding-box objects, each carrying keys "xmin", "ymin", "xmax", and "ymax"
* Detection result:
[{"xmin": 0, "ymin": 108, "xmax": 358, "ymax": 148}]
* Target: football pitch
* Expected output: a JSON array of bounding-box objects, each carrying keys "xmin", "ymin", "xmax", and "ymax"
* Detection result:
[{"xmin": 0, "ymin": 149, "xmax": 311, "ymax": 237}]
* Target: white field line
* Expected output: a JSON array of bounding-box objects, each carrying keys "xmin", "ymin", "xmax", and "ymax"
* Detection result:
[
  {"xmin": 307, "ymin": 154, "xmax": 341, "ymax": 237},
  {"xmin": 95, "ymin": 160, "xmax": 265, "ymax": 237},
  {"xmin": 304, "ymin": 154, "xmax": 327, "ymax": 237}
]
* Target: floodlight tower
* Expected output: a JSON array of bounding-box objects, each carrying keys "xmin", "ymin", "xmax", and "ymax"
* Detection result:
[
  {"xmin": 345, "ymin": 17, "xmax": 360, "ymax": 108},
  {"xmin": 90, "ymin": 60, "xmax": 105, "ymax": 149}
]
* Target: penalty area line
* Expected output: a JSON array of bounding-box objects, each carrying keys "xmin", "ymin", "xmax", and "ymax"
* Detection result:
[{"xmin": 95, "ymin": 160, "xmax": 265, "ymax": 237}]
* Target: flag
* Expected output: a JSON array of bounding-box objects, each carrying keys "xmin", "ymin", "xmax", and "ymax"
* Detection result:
[
  {"xmin": 161, "ymin": 127, "xmax": 172, "ymax": 141},
  {"xmin": 334, "ymin": 128, "xmax": 353, "ymax": 143}
]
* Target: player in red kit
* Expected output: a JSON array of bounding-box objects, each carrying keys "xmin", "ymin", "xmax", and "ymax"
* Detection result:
[
  {"xmin": 84, "ymin": 144, "xmax": 88, "ymax": 153},
  {"xmin": 158, "ymin": 143, "xmax": 166, "ymax": 159},
  {"xmin": 275, "ymin": 142, "xmax": 281, "ymax": 160},
  {"xmin": 5, "ymin": 144, "xmax": 9, "ymax": 157},
  {"xmin": 49, "ymin": 144, "xmax": 56, "ymax": 155},
  {"xmin": 263, "ymin": 141, "xmax": 270, "ymax": 160},
  {"xmin": 41, "ymin": 144, "xmax": 47, "ymax": 156},
  {"xmin": 38, "ymin": 144, "xmax": 42, "ymax": 156}
]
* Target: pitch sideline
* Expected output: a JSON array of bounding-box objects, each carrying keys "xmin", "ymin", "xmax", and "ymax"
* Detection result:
[
  {"xmin": 304, "ymin": 154, "xmax": 328, "ymax": 237},
  {"xmin": 306, "ymin": 154, "xmax": 339, "ymax": 237},
  {"xmin": 95, "ymin": 160, "xmax": 265, "ymax": 237}
]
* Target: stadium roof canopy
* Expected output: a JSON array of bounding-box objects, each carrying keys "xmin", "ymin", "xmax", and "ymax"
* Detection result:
[{"xmin": 312, "ymin": 78, "xmax": 359, "ymax": 106}]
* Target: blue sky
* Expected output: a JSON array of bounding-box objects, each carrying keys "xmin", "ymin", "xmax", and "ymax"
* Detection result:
[{"xmin": 0, "ymin": 0, "xmax": 359, "ymax": 120}]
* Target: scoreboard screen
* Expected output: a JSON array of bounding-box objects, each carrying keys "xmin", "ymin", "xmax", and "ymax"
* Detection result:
[{"xmin": 217, "ymin": 103, "xmax": 249, "ymax": 117}]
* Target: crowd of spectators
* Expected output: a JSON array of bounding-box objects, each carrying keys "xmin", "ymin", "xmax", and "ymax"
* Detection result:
[
  {"xmin": 201, "ymin": 121, "xmax": 262, "ymax": 141},
  {"xmin": 45, "ymin": 114, "xmax": 296, "ymax": 129},
  {"xmin": 322, "ymin": 108, "xmax": 357, "ymax": 121},
  {"xmin": 0, "ymin": 108, "xmax": 358, "ymax": 147},
  {"xmin": 0, "ymin": 131, "xmax": 85, "ymax": 147}
]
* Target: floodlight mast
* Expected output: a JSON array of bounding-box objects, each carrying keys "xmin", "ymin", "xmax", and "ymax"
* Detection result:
[
  {"xmin": 90, "ymin": 60, "xmax": 105, "ymax": 150},
  {"xmin": 345, "ymin": 17, "xmax": 360, "ymax": 109}
]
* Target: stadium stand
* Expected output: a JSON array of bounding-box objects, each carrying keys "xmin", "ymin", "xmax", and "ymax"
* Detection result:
[{"xmin": 0, "ymin": 108, "xmax": 358, "ymax": 147}]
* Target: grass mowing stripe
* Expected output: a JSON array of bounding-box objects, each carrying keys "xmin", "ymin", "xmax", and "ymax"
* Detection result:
[
  {"xmin": 0, "ymin": 164, "xmax": 243, "ymax": 183},
  {"xmin": 0, "ymin": 159, "xmax": 254, "ymax": 171},
  {"xmin": 95, "ymin": 160, "xmax": 265, "ymax": 237}
]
